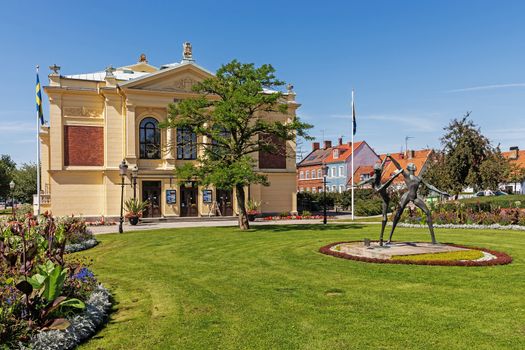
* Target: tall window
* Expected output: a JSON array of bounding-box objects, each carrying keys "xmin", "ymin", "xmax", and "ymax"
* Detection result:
[
  {"xmin": 299, "ymin": 171, "xmax": 304, "ymax": 180},
  {"xmin": 311, "ymin": 170, "xmax": 316, "ymax": 179},
  {"xmin": 339, "ymin": 166, "xmax": 344, "ymax": 177},
  {"xmin": 139, "ymin": 117, "xmax": 161, "ymax": 159},
  {"xmin": 177, "ymin": 127, "xmax": 197, "ymax": 160},
  {"xmin": 317, "ymin": 169, "xmax": 322, "ymax": 178}
]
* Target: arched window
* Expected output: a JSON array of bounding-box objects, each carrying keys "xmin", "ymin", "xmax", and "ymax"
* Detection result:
[{"xmin": 139, "ymin": 117, "xmax": 161, "ymax": 159}]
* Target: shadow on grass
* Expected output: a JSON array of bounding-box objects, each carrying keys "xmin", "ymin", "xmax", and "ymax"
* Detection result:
[{"xmin": 252, "ymin": 223, "xmax": 365, "ymax": 232}]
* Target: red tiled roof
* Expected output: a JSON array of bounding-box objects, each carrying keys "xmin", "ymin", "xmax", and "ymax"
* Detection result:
[
  {"xmin": 379, "ymin": 149, "xmax": 433, "ymax": 184},
  {"xmin": 502, "ymin": 150, "xmax": 525, "ymax": 169},
  {"xmin": 348, "ymin": 165, "xmax": 376, "ymax": 185},
  {"xmin": 324, "ymin": 141, "xmax": 364, "ymax": 163}
]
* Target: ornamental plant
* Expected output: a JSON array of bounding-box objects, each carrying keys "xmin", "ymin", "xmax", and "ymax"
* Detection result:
[
  {"xmin": 124, "ymin": 198, "xmax": 149, "ymax": 218},
  {"xmin": 0, "ymin": 213, "xmax": 98, "ymax": 347}
]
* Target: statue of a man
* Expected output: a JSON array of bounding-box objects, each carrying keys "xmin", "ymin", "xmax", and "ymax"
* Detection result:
[
  {"xmin": 357, "ymin": 155, "xmax": 403, "ymax": 246},
  {"xmin": 387, "ymin": 157, "xmax": 450, "ymax": 244}
]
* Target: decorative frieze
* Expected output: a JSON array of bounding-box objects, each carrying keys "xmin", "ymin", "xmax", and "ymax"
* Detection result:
[{"xmin": 63, "ymin": 107, "xmax": 103, "ymax": 119}]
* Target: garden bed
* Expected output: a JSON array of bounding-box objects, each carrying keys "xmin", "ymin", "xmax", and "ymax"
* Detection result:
[
  {"xmin": 22, "ymin": 284, "xmax": 111, "ymax": 350},
  {"xmin": 319, "ymin": 241, "xmax": 512, "ymax": 266}
]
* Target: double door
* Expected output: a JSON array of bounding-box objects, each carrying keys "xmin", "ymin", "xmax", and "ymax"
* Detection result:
[
  {"xmin": 142, "ymin": 181, "xmax": 161, "ymax": 218},
  {"xmin": 216, "ymin": 189, "xmax": 233, "ymax": 216},
  {"xmin": 181, "ymin": 185, "xmax": 198, "ymax": 217}
]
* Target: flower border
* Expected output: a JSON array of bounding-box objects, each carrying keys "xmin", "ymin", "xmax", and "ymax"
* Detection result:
[{"xmin": 319, "ymin": 241, "xmax": 513, "ymax": 266}]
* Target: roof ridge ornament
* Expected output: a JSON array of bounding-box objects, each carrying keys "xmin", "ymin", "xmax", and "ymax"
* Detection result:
[
  {"xmin": 182, "ymin": 42, "xmax": 194, "ymax": 62},
  {"xmin": 139, "ymin": 53, "xmax": 148, "ymax": 63},
  {"xmin": 105, "ymin": 65, "xmax": 116, "ymax": 78},
  {"xmin": 49, "ymin": 64, "xmax": 61, "ymax": 75}
]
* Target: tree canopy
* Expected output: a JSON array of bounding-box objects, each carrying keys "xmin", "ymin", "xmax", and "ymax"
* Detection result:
[
  {"xmin": 161, "ymin": 60, "xmax": 312, "ymax": 229},
  {"xmin": 424, "ymin": 112, "xmax": 511, "ymax": 195}
]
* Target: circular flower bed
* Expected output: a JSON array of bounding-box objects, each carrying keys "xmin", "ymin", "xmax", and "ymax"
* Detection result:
[{"xmin": 319, "ymin": 241, "xmax": 512, "ymax": 266}]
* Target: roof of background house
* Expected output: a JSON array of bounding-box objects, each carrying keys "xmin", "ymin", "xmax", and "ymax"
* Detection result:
[
  {"xmin": 379, "ymin": 149, "xmax": 433, "ymax": 184},
  {"xmin": 348, "ymin": 165, "xmax": 375, "ymax": 185},
  {"xmin": 502, "ymin": 149, "xmax": 525, "ymax": 169},
  {"xmin": 297, "ymin": 147, "xmax": 333, "ymax": 166},
  {"xmin": 323, "ymin": 141, "xmax": 364, "ymax": 163}
]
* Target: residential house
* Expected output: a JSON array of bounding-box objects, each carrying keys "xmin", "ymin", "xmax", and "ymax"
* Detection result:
[
  {"xmin": 501, "ymin": 146, "xmax": 525, "ymax": 194},
  {"xmin": 296, "ymin": 141, "xmax": 332, "ymax": 193},
  {"xmin": 323, "ymin": 138, "xmax": 380, "ymax": 192}
]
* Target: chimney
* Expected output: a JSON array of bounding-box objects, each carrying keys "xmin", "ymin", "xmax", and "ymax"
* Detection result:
[
  {"xmin": 408, "ymin": 150, "xmax": 415, "ymax": 159},
  {"xmin": 323, "ymin": 140, "xmax": 332, "ymax": 149},
  {"xmin": 338, "ymin": 137, "xmax": 343, "ymax": 146},
  {"xmin": 510, "ymin": 146, "xmax": 519, "ymax": 160},
  {"xmin": 312, "ymin": 142, "xmax": 320, "ymax": 151}
]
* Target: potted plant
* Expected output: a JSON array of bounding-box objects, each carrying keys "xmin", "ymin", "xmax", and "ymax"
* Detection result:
[
  {"xmin": 124, "ymin": 198, "xmax": 149, "ymax": 225},
  {"xmin": 246, "ymin": 200, "xmax": 261, "ymax": 222}
]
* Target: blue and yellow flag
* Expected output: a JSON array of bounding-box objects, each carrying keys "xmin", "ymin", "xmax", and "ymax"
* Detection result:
[{"xmin": 36, "ymin": 71, "xmax": 44, "ymax": 125}]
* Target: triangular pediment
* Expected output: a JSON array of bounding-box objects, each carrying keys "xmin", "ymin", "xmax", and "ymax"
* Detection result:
[{"xmin": 119, "ymin": 62, "xmax": 214, "ymax": 92}]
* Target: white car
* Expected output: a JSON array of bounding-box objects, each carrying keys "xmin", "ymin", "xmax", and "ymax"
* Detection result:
[{"xmin": 474, "ymin": 190, "xmax": 508, "ymax": 197}]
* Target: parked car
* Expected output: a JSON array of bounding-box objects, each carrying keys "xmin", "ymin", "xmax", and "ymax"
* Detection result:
[{"xmin": 474, "ymin": 190, "xmax": 508, "ymax": 197}]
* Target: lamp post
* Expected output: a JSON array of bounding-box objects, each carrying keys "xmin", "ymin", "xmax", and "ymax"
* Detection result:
[
  {"xmin": 119, "ymin": 160, "xmax": 128, "ymax": 233},
  {"xmin": 131, "ymin": 165, "xmax": 138, "ymax": 200},
  {"xmin": 322, "ymin": 164, "xmax": 328, "ymax": 224},
  {"xmin": 9, "ymin": 180, "xmax": 15, "ymax": 220}
]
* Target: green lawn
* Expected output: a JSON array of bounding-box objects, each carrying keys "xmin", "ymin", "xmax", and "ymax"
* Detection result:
[{"xmin": 76, "ymin": 224, "xmax": 525, "ymax": 350}]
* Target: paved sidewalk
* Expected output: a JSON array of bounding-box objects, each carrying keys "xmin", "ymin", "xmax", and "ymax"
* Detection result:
[{"xmin": 88, "ymin": 218, "xmax": 377, "ymax": 235}]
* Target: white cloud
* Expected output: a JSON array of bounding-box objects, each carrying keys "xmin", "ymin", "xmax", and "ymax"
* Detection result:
[
  {"xmin": 331, "ymin": 113, "xmax": 441, "ymax": 132},
  {"xmin": 446, "ymin": 83, "xmax": 525, "ymax": 93},
  {"xmin": 0, "ymin": 122, "xmax": 35, "ymax": 132}
]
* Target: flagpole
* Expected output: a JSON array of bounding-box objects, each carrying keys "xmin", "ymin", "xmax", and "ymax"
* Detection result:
[
  {"xmin": 36, "ymin": 65, "xmax": 41, "ymax": 216},
  {"xmin": 351, "ymin": 89, "xmax": 355, "ymax": 220}
]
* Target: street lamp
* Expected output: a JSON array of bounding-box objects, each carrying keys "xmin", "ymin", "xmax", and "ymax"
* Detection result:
[
  {"xmin": 119, "ymin": 160, "xmax": 129, "ymax": 233},
  {"xmin": 9, "ymin": 180, "xmax": 15, "ymax": 220},
  {"xmin": 131, "ymin": 165, "xmax": 139, "ymax": 200},
  {"xmin": 322, "ymin": 164, "xmax": 328, "ymax": 224}
]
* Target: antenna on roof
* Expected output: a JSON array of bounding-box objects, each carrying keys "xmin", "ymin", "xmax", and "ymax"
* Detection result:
[{"xmin": 405, "ymin": 136, "xmax": 414, "ymax": 156}]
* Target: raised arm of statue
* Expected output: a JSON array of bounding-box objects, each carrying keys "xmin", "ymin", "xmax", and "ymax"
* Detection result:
[
  {"xmin": 357, "ymin": 176, "xmax": 375, "ymax": 187},
  {"xmin": 387, "ymin": 155, "xmax": 409, "ymax": 177},
  {"xmin": 378, "ymin": 169, "xmax": 403, "ymax": 192},
  {"xmin": 380, "ymin": 154, "xmax": 389, "ymax": 169},
  {"xmin": 422, "ymin": 179, "xmax": 450, "ymax": 197}
]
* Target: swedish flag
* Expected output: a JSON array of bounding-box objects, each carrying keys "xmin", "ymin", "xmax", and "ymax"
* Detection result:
[{"xmin": 36, "ymin": 71, "xmax": 44, "ymax": 125}]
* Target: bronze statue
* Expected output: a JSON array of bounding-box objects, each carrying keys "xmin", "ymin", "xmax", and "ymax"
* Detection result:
[
  {"xmin": 387, "ymin": 157, "xmax": 450, "ymax": 245},
  {"xmin": 357, "ymin": 155, "xmax": 403, "ymax": 246}
]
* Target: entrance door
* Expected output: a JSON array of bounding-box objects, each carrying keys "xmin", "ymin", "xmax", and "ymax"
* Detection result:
[
  {"xmin": 216, "ymin": 189, "xmax": 233, "ymax": 216},
  {"xmin": 142, "ymin": 181, "xmax": 161, "ymax": 218},
  {"xmin": 180, "ymin": 184, "xmax": 198, "ymax": 217}
]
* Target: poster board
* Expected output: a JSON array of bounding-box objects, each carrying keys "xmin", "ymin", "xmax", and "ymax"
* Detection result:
[
  {"xmin": 202, "ymin": 189, "xmax": 213, "ymax": 203},
  {"xmin": 166, "ymin": 190, "xmax": 177, "ymax": 204}
]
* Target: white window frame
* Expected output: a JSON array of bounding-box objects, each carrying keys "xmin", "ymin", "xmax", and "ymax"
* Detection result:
[
  {"xmin": 305, "ymin": 171, "xmax": 310, "ymax": 180},
  {"xmin": 339, "ymin": 166, "xmax": 344, "ymax": 177},
  {"xmin": 339, "ymin": 185, "xmax": 345, "ymax": 193},
  {"xmin": 317, "ymin": 169, "xmax": 322, "ymax": 178},
  {"xmin": 311, "ymin": 169, "xmax": 316, "ymax": 179},
  {"xmin": 299, "ymin": 187, "xmax": 304, "ymax": 192},
  {"xmin": 331, "ymin": 167, "xmax": 336, "ymax": 177},
  {"xmin": 299, "ymin": 171, "xmax": 304, "ymax": 180},
  {"xmin": 332, "ymin": 185, "xmax": 337, "ymax": 192}
]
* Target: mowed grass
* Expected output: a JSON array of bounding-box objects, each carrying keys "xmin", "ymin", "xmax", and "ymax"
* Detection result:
[{"xmin": 75, "ymin": 224, "xmax": 525, "ymax": 350}]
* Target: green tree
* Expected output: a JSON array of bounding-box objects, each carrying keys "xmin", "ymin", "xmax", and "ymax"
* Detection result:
[
  {"xmin": 478, "ymin": 148, "xmax": 510, "ymax": 191},
  {"xmin": 161, "ymin": 60, "xmax": 312, "ymax": 229},
  {"xmin": 437, "ymin": 112, "xmax": 491, "ymax": 195},
  {"xmin": 0, "ymin": 154, "xmax": 16, "ymax": 200},
  {"xmin": 12, "ymin": 163, "xmax": 37, "ymax": 203}
]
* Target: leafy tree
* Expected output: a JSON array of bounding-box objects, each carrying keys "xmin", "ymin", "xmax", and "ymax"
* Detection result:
[
  {"xmin": 478, "ymin": 148, "xmax": 510, "ymax": 191},
  {"xmin": 161, "ymin": 60, "xmax": 312, "ymax": 229},
  {"xmin": 12, "ymin": 163, "xmax": 37, "ymax": 203},
  {"xmin": 0, "ymin": 154, "xmax": 16, "ymax": 200},
  {"xmin": 434, "ymin": 112, "xmax": 492, "ymax": 195}
]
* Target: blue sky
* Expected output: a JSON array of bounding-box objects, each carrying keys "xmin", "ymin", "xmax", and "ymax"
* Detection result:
[{"xmin": 1, "ymin": 0, "xmax": 525, "ymax": 164}]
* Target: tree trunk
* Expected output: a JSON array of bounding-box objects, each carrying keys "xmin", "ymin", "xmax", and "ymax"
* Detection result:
[{"xmin": 236, "ymin": 184, "xmax": 250, "ymax": 230}]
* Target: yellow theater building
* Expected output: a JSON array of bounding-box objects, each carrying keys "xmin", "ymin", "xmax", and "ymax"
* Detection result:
[{"xmin": 40, "ymin": 43, "xmax": 299, "ymax": 219}]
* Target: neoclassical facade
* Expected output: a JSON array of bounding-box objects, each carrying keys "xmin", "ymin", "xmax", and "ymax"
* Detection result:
[{"xmin": 41, "ymin": 45, "xmax": 299, "ymax": 218}]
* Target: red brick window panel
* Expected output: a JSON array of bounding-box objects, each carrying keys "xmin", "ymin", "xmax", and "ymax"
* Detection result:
[
  {"xmin": 64, "ymin": 126, "xmax": 104, "ymax": 166},
  {"xmin": 259, "ymin": 134, "xmax": 286, "ymax": 169}
]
